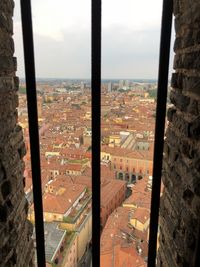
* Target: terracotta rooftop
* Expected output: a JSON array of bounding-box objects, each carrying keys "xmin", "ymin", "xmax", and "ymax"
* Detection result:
[
  {"xmin": 42, "ymin": 182, "xmax": 86, "ymax": 214},
  {"xmin": 124, "ymin": 177, "xmax": 151, "ymax": 209},
  {"xmin": 52, "ymin": 174, "xmax": 92, "ymax": 190},
  {"xmin": 131, "ymin": 208, "xmax": 150, "ymax": 225},
  {"xmin": 101, "ymin": 243, "xmax": 147, "ymax": 267},
  {"xmin": 65, "ymin": 163, "xmax": 83, "ymax": 171},
  {"xmin": 101, "ymin": 207, "xmax": 132, "ymax": 252},
  {"xmin": 101, "ymin": 180, "xmax": 126, "ymax": 207},
  {"xmin": 101, "ymin": 146, "xmax": 153, "ymax": 161}
]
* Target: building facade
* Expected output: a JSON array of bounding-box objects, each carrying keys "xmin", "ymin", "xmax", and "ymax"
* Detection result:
[{"xmin": 100, "ymin": 180, "xmax": 126, "ymax": 228}]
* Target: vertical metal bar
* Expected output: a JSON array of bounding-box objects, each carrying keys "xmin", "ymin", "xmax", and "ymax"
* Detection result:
[
  {"xmin": 148, "ymin": 0, "xmax": 173, "ymax": 266},
  {"xmin": 92, "ymin": 0, "xmax": 101, "ymax": 266},
  {"xmin": 20, "ymin": 0, "xmax": 46, "ymax": 266}
]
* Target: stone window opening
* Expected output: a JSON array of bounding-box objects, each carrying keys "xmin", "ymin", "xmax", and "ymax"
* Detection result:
[{"xmin": 1, "ymin": 0, "xmax": 200, "ymax": 267}]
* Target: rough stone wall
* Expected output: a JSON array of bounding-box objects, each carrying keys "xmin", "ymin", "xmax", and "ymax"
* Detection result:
[
  {"xmin": 0, "ymin": 1, "xmax": 34, "ymax": 266},
  {"xmin": 158, "ymin": 0, "xmax": 200, "ymax": 266}
]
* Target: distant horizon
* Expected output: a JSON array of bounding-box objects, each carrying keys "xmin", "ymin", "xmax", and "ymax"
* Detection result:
[{"xmin": 19, "ymin": 77, "xmax": 158, "ymax": 82}]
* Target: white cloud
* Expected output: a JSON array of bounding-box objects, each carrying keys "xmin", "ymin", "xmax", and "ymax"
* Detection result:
[
  {"xmin": 13, "ymin": 0, "xmax": 173, "ymax": 78},
  {"xmin": 103, "ymin": 0, "xmax": 162, "ymax": 31},
  {"xmin": 15, "ymin": 0, "xmax": 162, "ymax": 40},
  {"xmin": 31, "ymin": 0, "xmax": 91, "ymax": 41}
]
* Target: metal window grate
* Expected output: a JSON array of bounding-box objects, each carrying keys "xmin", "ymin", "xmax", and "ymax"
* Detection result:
[
  {"xmin": 20, "ymin": 0, "xmax": 46, "ymax": 266},
  {"xmin": 19, "ymin": 0, "xmax": 173, "ymax": 266},
  {"xmin": 92, "ymin": 0, "xmax": 101, "ymax": 266},
  {"xmin": 148, "ymin": 0, "xmax": 173, "ymax": 265}
]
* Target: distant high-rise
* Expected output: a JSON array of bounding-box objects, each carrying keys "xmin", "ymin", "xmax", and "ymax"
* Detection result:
[
  {"xmin": 108, "ymin": 82, "xmax": 112, "ymax": 93},
  {"xmin": 125, "ymin": 80, "xmax": 129, "ymax": 88},
  {"xmin": 81, "ymin": 81, "xmax": 86, "ymax": 92},
  {"xmin": 119, "ymin": 79, "xmax": 124, "ymax": 89}
]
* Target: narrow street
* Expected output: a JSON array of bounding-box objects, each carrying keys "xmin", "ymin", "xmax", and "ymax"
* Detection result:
[{"xmin": 78, "ymin": 247, "xmax": 92, "ymax": 267}]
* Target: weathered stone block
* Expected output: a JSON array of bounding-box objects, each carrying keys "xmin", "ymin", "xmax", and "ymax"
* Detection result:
[
  {"xmin": 170, "ymin": 90, "xmax": 190, "ymax": 111},
  {"xmin": 0, "ymin": 77, "xmax": 16, "ymax": 93},
  {"xmin": 0, "ymin": 162, "xmax": 6, "ymax": 181},
  {"xmin": 165, "ymin": 127, "xmax": 180, "ymax": 150},
  {"xmin": 171, "ymin": 72, "xmax": 183, "ymax": 89},
  {"xmin": 174, "ymin": 51, "xmax": 200, "ymax": 70},
  {"xmin": 0, "ymin": 0, "xmax": 14, "ymax": 15},
  {"xmin": 18, "ymin": 143, "xmax": 26, "ymax": 159},
  {"xmin": 0, "ymin": 32, "xmax": 14, "ymax": 57},
  {"xmin": 162, "ymin": 162, "xmax": 182, "ymax": 188},
  {"xmin": 182, "ymin": 75, "xmax": 200, "ymax": 97},
  {"xmin": 167, "ymin": 107, "xmax": 176, "ymax": 122},
  {"xmin": 0, "ymin": 204, "xmax": 8, "ymax": 222},
  {"xmin": 187, "ymin": 98, "xmax": 199, "ymax": 116},
  {"xmin": 0, "ymin": 56, "xmax": 16, "ymax": 72},
  {"xmin": 1, "ymin": 180, "xmax": 11, "ymax": 200},
  {"xmin": 174, "ymin": 28, "xmax": 200, "ymax": 50},
  {"xmin": 182, "ymin": 188, "xmax": 194, "ymax": 205},
  {"xmin": 185, "ymin": 229, "xmax": 196, "ymax": 250},
  {"xmin": 0, "ymin": 92, "xmax": 18, "ymax": 119},
  {"xmin": 173, "ymin": 0, "xmax": 180, "ymax": 17},
  {"xmin": 0, "ymin": 13, "xmax": 13, "ymax": 34},
  {"xmin": 192, "ymin": 176, "xmax": 200, "ymax": 197},
  {"xmin": 172, "ymin": 112, "xmax": 190, "ymax": 137},
  {"xmin": 189, "ymin": 117, "xmax": 200, "ymax": 139},
  {"xmin": 191, "ymin": 195, "xmax": 200, "ymax": 217},
  {"xmin": 182, "ymin": 2, "xmax": 200, "ymax": 25}
]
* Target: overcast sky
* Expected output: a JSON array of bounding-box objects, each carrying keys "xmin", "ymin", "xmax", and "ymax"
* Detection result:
[{"xmin": 13, "ymin": 0, "xmax": 175, "ymax": 79}]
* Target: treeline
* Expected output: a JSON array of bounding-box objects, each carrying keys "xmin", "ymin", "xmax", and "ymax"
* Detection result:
[
  {"xmin": 148, "ymin": 89, "xmax": 157, "ymax": 98},
  {"xmin": 19, "ymin": 87, "xmax": 26, "ymax": 94}
]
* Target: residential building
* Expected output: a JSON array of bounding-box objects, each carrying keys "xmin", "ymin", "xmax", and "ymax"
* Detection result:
[
  {"xmin": 34, "ymin": 222, "xmax": 78, "ymax": 267},
  {"xmin": 100, "ymin": 179, "xmax": 126, "ymax": 228}
]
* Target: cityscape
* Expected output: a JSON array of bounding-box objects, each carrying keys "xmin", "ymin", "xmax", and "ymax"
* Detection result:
[
  {"xmin": 1, "ymin": 0, "xmax": 200, "ymax": 267},
  {"xmin": 18, "ymin": 79, "xmax": 167, "ymax": 267}
]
